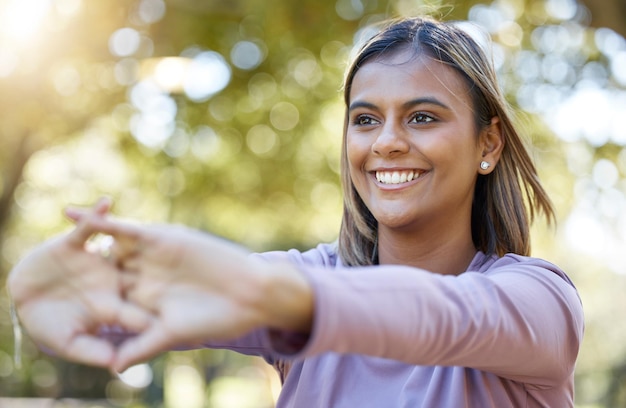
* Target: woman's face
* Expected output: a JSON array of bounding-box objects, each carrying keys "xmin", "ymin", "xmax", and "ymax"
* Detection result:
[{"xmin": 346, "ymin": 51, "xmax": 491, "ymax": 235}]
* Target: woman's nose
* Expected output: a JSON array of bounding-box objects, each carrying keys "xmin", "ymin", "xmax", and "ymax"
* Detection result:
[{"xmin": 371, "ymin": 122, "xmax": 410, "ymax": 156}]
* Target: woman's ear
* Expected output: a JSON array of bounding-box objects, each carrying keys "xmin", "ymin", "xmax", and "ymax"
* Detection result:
[{"xmin": 478, "ymin": 116, "xmax": 504, "ymax": 174}]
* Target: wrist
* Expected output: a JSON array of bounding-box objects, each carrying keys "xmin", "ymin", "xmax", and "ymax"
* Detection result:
[{"xmin": 258, "ymin": 261, "xmax": 314, "ymax": 334}]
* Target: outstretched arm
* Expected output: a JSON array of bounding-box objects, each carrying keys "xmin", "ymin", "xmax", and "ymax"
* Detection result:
[{"xmin": 282, "ymin": 255, "xmax": 583, "ymax": 387}]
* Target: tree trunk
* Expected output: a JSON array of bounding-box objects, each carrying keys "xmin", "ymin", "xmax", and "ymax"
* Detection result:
[{"xmin": 579, "ymin": 0, "xmax": 626, "ymax": 37}]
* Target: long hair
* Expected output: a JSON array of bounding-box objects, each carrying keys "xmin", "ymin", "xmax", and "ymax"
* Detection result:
[{"xmin": 338, "ymin": 16, "xmax": 555, "ymax": 266}]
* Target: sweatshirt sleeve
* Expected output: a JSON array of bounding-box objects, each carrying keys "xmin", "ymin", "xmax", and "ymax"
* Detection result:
[{"xmin": 269, "ymin": 254, "xmax": 583, "ymax": 388}]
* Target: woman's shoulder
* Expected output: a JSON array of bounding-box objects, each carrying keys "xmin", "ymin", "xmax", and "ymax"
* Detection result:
[
  {"xmin": 471, "ymin": 251, "xmax": 575, "ymax": 289},
  {"xmin": 252, "ymin": 242, "xmax": 342, "ymax": 268}
]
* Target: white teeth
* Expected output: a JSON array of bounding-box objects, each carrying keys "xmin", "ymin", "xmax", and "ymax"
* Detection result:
[{"xmin": 376, "ymin": 170, "xmax": 420, "ymax": 184}]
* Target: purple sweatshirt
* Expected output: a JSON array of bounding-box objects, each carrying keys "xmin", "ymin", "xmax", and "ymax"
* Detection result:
[{"xmin": 208, "ymin": 243, "xmax": 584, "ymax": 407}]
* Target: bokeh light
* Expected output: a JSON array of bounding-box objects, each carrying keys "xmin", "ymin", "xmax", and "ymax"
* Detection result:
[
  {"xmin": 184, "ymin": 51, "xmax": 231, "ymax": 101},
  {"xmin": 118, "ymin": 363, "xmax": 154, "ymax": 388},
  {"xmin": 137, "ymin": 0, "xmax": 166, "ymax": 25},
  {"xmin": 246, "ymin": 124, "xmax": 279, "ymax": 157},
  {"xmin": 336, "ymin": 0, "xmax": 365, "ymax": 21},
  {"xmin": 109, "ymin": 27, "xmax": 142, "ymax": 57},
  {"xmin": 165, "ymin": 364, "xmax": 205, "ymax": 408},
  {"xmin": 231, "ymin": 40, "xmax": 265, "ymax": 70}
]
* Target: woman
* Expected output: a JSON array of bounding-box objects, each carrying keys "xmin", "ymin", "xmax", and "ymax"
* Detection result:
[{"xmin": 9, "ymin": 17, "xmax": 583, "ymax": 407}]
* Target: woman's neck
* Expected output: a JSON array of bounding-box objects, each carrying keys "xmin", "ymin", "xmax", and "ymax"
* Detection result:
[{"xmin": 376, "ymin": 226, "xmax": 477, "ymax": 275}]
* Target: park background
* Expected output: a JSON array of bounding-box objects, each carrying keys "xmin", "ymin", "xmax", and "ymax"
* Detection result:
[{"xmin": 0, "ymin": 0, "xmax": 624, "ymax": 406}]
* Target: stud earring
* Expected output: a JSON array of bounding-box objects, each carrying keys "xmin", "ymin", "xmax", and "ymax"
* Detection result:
[{"xmin": 480, "ymin": 161, "xmax": 490, "ymax": 170}]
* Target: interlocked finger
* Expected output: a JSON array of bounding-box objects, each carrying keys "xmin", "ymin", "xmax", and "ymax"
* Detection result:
[{"xmin": 119, "ymin": 272, "xmax": 138, "ymax": 299}]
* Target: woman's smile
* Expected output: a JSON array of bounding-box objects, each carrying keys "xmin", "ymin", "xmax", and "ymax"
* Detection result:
[
  {"xmin": 371, "ymin": 168, "xmax": 430, "ymax": 190},
  {"xmin": 375, "ymin": 169, "xmax": 425, "ymax": 184}
]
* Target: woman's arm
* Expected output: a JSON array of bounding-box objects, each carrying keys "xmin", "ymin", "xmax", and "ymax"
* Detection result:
[
  {"xmin": 281, "ymin": 256, "xmax": 583, "ymax": 387},
  {"xmin": 64, "ymin": 212, "xmax": 583, "ymax": 386}
]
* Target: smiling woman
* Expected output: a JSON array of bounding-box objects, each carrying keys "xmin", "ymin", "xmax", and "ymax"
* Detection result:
[
  {"xmin": 8, "ymin": 16, "xmax": 583, "ymax": 408},
  {"xmin": 340, "ymin": 18, "xmax": 556, "ymax": 268},
  {"xmin": 345, "ymin": 52, "xmax": 500, "ymax": 272}
]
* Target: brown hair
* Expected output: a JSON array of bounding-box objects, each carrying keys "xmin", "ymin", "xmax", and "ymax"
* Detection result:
[{"xmin": 338, "ymin": 16, "xmax": 555, "ymax": 266}]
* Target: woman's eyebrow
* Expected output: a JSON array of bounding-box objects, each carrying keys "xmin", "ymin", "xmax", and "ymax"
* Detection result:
[
  {"xmin": 402, "ymin": 97, "xmax": 450, "ymax": 110},
  {"xmin": 348, "ymin": 100, "xmax": 377, "ymax": 112},
  {"xmin": 348, "ymin": 97, "xmax": 451, "ymax": 113}
]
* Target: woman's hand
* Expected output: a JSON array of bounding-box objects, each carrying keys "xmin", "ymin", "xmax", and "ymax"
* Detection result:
[
  {"xmin": 77, "ymin": 215, "xmax": 313, "ymax": 372},
  {"xmin": 7, "ymin": 199, "xmax": 151, "ymax": 367}
]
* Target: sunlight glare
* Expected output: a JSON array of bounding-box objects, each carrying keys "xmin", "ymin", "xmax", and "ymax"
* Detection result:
[
  {"xmin": 564, "ymin": 207, "xmax": 626, "ymax": 275},
  {"xmin": 153, "ymin": 57, "xmax": 189, "ymax": 92},
  {"xmin": 565, "ymin": 209, "xmax": 606, "ymax": 255},
  {"xmin": 0, "ymin": 0, "xmax": 52, "ymax": 44},
  {"xmin": 550, "ymin": 87, "xmax": 624, "ymax": 146},
  {"xmin": 55, "ymin": 0, "xmax": 82, "ymax": 17},
  {"xmin": 0, "ymin": 49, "xmax": 18, "ymax": 77}
]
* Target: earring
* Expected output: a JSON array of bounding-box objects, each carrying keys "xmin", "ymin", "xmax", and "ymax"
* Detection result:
[{"xmin": 480, "ymin": 161, "xmax": 490, "ymax": 170}]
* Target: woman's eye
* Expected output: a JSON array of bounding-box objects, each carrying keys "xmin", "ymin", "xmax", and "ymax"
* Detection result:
[
  {"xmin": 354, "ymin": 115, "xmax": 378, "ymax": 126},
  {"xmin": 410, "ymin": 113, "xmax": 435, "ymax": 123}
]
